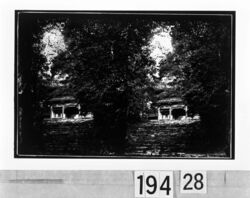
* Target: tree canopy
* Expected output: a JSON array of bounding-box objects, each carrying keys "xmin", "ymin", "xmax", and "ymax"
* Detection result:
[
  {"xmin": 50, "ymin": 17, "xmax": 157, "ymax": 152},
  {"xmin": 159, "ymin": 18, "xmax": 232, "ymax": 150}
]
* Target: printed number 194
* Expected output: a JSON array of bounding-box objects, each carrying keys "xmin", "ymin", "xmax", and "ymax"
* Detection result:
[{"xmin": 134, "ymin": 171, "xmax": 173, "ymax": 198}]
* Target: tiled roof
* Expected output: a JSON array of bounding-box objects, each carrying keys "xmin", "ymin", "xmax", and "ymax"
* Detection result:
[
  {"xmin": 155, "ymin": 97, "xmax": 183, "ymax": 105},
  {"xmin": 48, "ymin": 96, "xmax": 75, "ymax": 102}
]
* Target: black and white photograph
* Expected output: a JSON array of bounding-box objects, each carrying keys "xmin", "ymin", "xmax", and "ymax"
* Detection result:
[{"xmin": 15, "ymin": 11, "xmax": 235, "ymax": 158}]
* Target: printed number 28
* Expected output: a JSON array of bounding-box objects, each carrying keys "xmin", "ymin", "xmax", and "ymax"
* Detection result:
[{"xmin": 180, "ymin": 171, "xmax": 207, "ymax": 194}]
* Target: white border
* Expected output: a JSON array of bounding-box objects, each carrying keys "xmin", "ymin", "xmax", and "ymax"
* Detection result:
[{"xmin": 0, "ymin": 0, "xmax": 250, "ymax": 170}]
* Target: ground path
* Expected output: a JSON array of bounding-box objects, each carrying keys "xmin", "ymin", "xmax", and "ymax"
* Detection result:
[
  {"xmin": 41, "ymin": 119, "xmax": 227, "ymax": 158},
  {"xmin": 125, "ymin": 120, "xmax": 227, "ymax": 158}
]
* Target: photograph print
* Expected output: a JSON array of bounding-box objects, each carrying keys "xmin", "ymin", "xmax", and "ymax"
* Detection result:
[{"xmin": 15, "ymin": 11, "xmax": 235, "ymax": 158}]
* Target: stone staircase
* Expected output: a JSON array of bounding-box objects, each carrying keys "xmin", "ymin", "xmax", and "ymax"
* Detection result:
[
  {"xmin": 42, "ymin": 120, "xmax": 95, "ymax": 155},
  {"xmin": 40, "ymin": 119, "xmax": 226, "ymax": 157},
  {"xmin": 125, "ymin": 121, "xmax": 191, "ymax": 156}
]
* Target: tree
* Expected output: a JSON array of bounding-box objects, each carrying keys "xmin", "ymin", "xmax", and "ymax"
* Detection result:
[
  {"xmin": 160, "ymin": 18, "xmax": 232, "ymax": 151},
  {"xmin": 52, "ymin": 17, "xmax": 156, "ymax": 153},
  {"xmin": 17, "ymin": 14, "xmax": 49, "ymax": 154}
]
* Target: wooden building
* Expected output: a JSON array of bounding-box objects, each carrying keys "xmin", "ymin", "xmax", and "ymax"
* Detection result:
[
  {"xmin": 155, "ymin": 97, "xmax": 188, "ymax": 120},
  {"xmin": 48, "ymin": 96, "xmax": 84, "ymax": 119}
]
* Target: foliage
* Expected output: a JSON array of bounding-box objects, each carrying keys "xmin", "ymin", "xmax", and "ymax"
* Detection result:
[
  {"xmin": 52, "ymin": 17, "xmax": 156, "ymax": 152},
  {"xmin": 17, "ymin": 14, "xmax": 50, "ymax": 153},
  {"xmin": 160, "ymin": 19, "xmax": 232, "ymax": 150}
]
